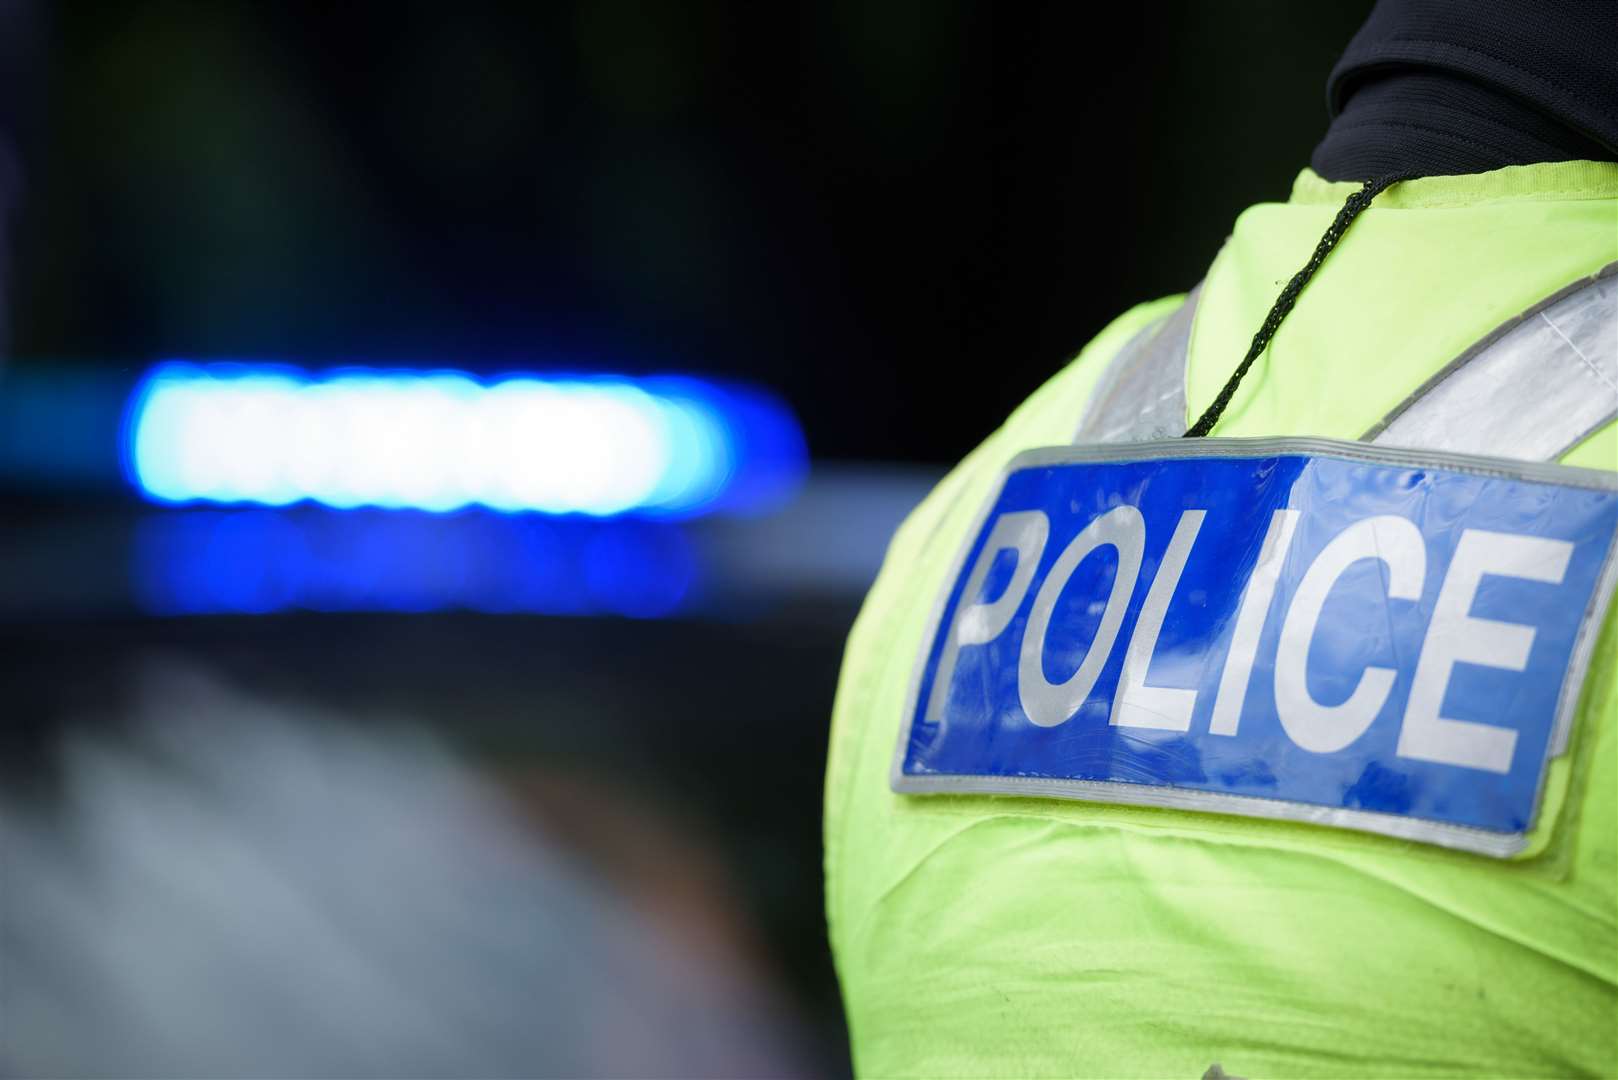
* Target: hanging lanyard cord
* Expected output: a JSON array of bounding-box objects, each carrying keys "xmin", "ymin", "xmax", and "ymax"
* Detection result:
[{"xmin": 1183, "ymin": 172, "xmax": 1414, "ymax": 438}]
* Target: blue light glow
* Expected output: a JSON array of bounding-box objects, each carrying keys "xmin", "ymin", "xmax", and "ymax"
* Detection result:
[
  {"xmin": 133, "ymin": 508, "xmax": 700, "ymax": 617},
  {"xmin": 125, "ymin": 363, "xmax": 805, "ymax": 517}
]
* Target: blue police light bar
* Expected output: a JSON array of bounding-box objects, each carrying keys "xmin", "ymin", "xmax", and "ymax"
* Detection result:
[{"xmin": 124, "ymin": 363, "xmax": 806, "ymax": 518}]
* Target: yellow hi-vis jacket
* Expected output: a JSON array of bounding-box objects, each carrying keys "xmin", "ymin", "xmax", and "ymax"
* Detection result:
[{"xmin": 825, "ymin": 162, "xmax": 1618, "ymax": 1078}]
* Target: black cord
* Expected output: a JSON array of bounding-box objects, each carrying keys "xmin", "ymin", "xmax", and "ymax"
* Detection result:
[{"xmin": 1183, "ymin": 172, "xmax": 1414, "ymax": 438}]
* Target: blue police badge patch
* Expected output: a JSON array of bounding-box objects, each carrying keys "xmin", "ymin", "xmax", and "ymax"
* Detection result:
[{"xmin": 893, "ymin": 438, "xmax": 1618, "ymax": 856}]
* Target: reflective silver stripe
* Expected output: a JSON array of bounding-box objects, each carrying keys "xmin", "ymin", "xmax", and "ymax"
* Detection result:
[
  {"xmin": 1073, "ymin": 284, "xmax": 1200, "ymax": 444},
  {"xmin": 1074, "ymin": 265, "xmax": 1617, "ymax": 462},
  {"xmin": 1366, "ymin": 263, "xmax": 1618, "ymax": 461}
]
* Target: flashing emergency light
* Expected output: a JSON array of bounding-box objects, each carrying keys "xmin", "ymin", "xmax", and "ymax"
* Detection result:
[{"xmin": 125, "ymin": 363, "xmax": 806, "ymax": 518}]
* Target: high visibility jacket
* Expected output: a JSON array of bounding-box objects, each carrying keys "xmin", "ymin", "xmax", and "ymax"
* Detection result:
[{"xmin": 824, "ymin": 162, "xmax": 1618, "ymax": 1078}]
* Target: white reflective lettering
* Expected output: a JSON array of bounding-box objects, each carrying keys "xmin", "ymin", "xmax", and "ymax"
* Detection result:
[
  {"xmin": 1398, "ymin": 529, "xmax": 1572, "ymax": 773},
  {"xmin": 1275, "ymin": 515, "xmax": 1425, "ymax": 753},
  {"xmin": 1112, "ymin": 509, "xmax": 1206, "ymax": 731},
  {"xmin": 925, "ymin": 510, "xmax": 1050, "ymax": 729},
  {"xmin": 1209, "ymin": 509, "xmax": 1300, "ymax": 736},
  {"xmin": 1019, "ymin": 505, "xmax": 1144, "ymax": 728}
]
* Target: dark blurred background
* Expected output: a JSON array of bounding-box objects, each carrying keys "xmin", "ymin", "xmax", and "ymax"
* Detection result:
[
  {"xmin": 9, "ymin": 1, "xmax": 1375, "ymax": 462},
  {"xmin": 0, "ymin": 3, "xmax": 1373, "ymax": 1076}
]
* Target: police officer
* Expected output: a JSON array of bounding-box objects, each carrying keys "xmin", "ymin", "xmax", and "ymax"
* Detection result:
[{"xmin": 825, "ymin": 1, "xmax": 1618, "ymax": 1075}]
